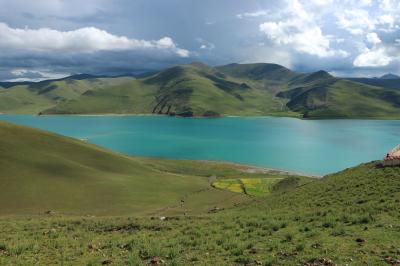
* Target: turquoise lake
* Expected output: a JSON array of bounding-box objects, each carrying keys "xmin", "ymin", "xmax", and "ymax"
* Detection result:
[{"xmin": 1, "ymin": 115, "xmax": 399, "ymax": 175}]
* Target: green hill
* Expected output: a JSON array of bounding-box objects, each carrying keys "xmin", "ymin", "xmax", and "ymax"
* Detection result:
[
  {"xmin": 0, "ymin": 121, "xmax": 250, "ymax": 216},
  {"xmin": 220, "ymin": 64, "xmax": 400, "ymax": 119},
  {"xmin": 0, "ymin": 121, "xmax": 310, "ymax": 216},
  {"xmin": 40, "ymin": 63, "xmax": 292, "ymax": 117},
  {"xmin": 1, "ymin": 62, "xmax": 400, "ymax": 118},
  {"xmin": 347, "ymin": 77, "xmax": 400, "ymax": 90},
  {"xmin": 280, "ymin": 79, "xmax": 400, "ymax": 118},
  {"xmin": 1, "ymin": 156, "xmax": 399, "ymax": 264},
  {"xmin": 0, "ymin": 122, "xmax": 398, "ymax": 265}
]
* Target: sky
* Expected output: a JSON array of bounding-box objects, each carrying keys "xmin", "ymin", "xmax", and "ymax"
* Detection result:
[{"xmin": 0, "ymin": 0, "xmax": 399, "ymax": 81}]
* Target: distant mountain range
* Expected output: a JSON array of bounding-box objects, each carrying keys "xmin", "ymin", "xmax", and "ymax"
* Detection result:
[
  {"xmin": 0, "ymin": 62, "xmax": 399, "ymax": 119},
  {"xmin": 346, "ymin": 73, "xmax": 400, "ymax": 91}
]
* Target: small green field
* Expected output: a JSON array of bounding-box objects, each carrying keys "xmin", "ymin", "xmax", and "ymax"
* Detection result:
[
  {"xmin": 213, "ymin": 176, "xmax": 313, "ymax": 196},
  {"xmin": 213, "ymin": 178, "xmax": 284, "ymax": 196}
]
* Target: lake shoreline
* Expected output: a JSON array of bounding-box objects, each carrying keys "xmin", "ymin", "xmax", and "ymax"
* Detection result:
[
  {"xmin": 0, "ymin": 114, "xmax": 396, "ymax": 175},
  {"xmin": 31, "ymin": 112, "xmax": 400, "ymax": 121}
]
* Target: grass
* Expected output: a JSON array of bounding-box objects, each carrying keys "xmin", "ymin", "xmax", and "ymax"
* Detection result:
[
  {"xmin": 0, "ymin": 120, "xmax": 310, "ymax": 217},
  {"xmin": 0, "ymin": 161, "xmax": 399, "ymax": 265},
  {"xmin": 0, "ymin": 120, "xmax": 262, "ymax": 216},
  {"xmin": 0, "ymin": 122, "xmax": 399, "ymax": 264},
  {"xmin": 240, "ymin": 177, "xmax": 283, "ymax": 196},
  {"xmin": 213, "ymin": 179, "xmax": 245, "ymax": 193},
  {"xmin": 3, "ymin": 62, "xmax": 398, "ymax": 119},
  {"xmin": 284, "ymin": 79, "xmax": 400, "ymax": 119},
  {"xmin": 212, "ymin": 177, "xmax": 286, "ymax": 196}
]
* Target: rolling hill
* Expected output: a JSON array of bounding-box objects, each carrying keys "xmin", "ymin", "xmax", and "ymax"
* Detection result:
[
  {"xmin": 347, "ymin": 74, "xmax": 400, "ymax": 90},
  {"xmin": 1, "ymin": 62, "xmax": 400, "ymax": 118},
  {"xmin": 0, "ymin": 120, "xmax": 243, "ymax": 215},
  {"xmin": 0, "ymin": 121, "xmax": 399, "ymax": 265},
  {"xmin": 0, "ymin": 121, "xmax": 309, "ymax": 216}
]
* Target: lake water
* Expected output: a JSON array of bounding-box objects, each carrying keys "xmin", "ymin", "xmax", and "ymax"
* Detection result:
[{"xmin": 1, "ymin": 115, "xmax": 399, "ymax": 175}]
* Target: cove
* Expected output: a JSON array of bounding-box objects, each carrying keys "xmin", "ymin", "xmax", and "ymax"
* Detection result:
[{"xmin": 1, "ymin": 115, "xmax": 399, "ymax": 175}]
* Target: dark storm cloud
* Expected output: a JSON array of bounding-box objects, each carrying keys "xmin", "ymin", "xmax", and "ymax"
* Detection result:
[{"xmin": 0, "ymin": 0, "xmax": 399, "ymax": 81}]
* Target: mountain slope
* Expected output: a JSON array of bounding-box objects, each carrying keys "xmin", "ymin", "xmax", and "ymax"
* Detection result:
[
  {"xmin": 1, "ymin": 62, "xmax": 400, "ymax": 118},
  {"xmin": 43, "ymin": 63, "xmax": 293, "ymax": 117},
  {"xmin": 217, "ymin": 64, "xmax": 400, "ymax": 119},
  {"xmin": 380, "ymin": 73, "xmax": 400, "ymax": 79},
  {"xmin": 0, "ymin": 75, "xmax": 136, "ymax": 114},
  {"xmin": 216, "ymin": 63, "xmax": 299, "ymax": 81},
  {"xmin": 347, "ymin": 77, "xmax": 400, "ymax": 90},
  {"xmin": 1, "ymin": 160, "xmax": 399, "ymax": 265},
  {"xmin": 0, "ymin": 121, "xmax": 253, "ymax": 215},
  {"xmin": 278, "ymin": 79, "xmax": 400, "ymax": 118}
]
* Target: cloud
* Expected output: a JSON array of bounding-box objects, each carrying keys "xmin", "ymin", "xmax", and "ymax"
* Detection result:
[
  {"xmin": 1, "ymin": 0, "xmax": 400, "ymax": 79},
  {"xmin": 259, "ymin": 0, "xmax": 347, "ymax": 58},
  {"xmin": 0, "ymin": 23, "xmax": 189, "ymax": 57},
  {"xmin": 308, "ymin": 0, "xmax": 333, "ymax": 6},
  {"xmin": 353, "ymin": 48, "xmax": 392, "ymax": 67},
  {"xmin": 377, "ymin": 14, "xmax": 395, "ymax": 28},
  {"xmin": 237, "ymin": 10, "xmax": 269, "ymax": 19},
  {"xmin": 336, "ymin": 9, "xmax": 375, "ymax": 35},
  {"xmin": 7, "ymin": 68, "xmax": 68, "ymax": 82},
  {"xmin": 196, "ymin": 38, "xmax": 215, "ymax": 50},
  {"xmin": 366, "ymin": 32, "xmax": 381, "ymax": 45}
]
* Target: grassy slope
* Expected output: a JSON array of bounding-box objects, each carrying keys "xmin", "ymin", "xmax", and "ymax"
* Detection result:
[
  {"xmin": 0, "ymin": 85, "xmax": 55, "ymax": 114},
  {"xmin": 218, "ymin": 64, "xmax": 400, "ymax": 119},
  {"xmin": 285, "ymin": 79, "xmax": 400, "ymax": 119},
  {"xmin": 43, "ymin": 78, "xmax": 159, "ymax": 114},
  {"xmin": 347, "ymin": 77, "xmax": 400, "ymax": 90},
  {"xmin": 0, "ymin": 162, "xmax": 398, "ymax": 265},
  {"xmin": 44, "ymin": 64, "xmax": 292, "ymax": 117},
  {"xmin": 0, "ymin": 121, "xmax": 260, "ymax": 216},
  {"xmin": 0, "ymin": 77, "xmax": 138, "ymax": 114},
  {"xmin": 1, "ymin": 63, "xmax": 400, "ymax": 119}
]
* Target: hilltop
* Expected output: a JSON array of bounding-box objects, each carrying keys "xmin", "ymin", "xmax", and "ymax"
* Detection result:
[
  {"xmin": 1, "ymin": 62, "xmax": 400, "ymax": 118},
  {"xmin": 0, "ymin": 122, "xmax": 399, "ymax": 264}
]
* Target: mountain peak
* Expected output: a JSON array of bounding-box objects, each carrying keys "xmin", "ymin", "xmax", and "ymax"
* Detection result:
[
  {"xmin": 380, "ymin": 73, "xmax": 400, "ymax": 79},
  {"xmin": 190, "ymin": 61, "xmax": 209, "ymax": 68},
  {"xmin": 312, "ymin": 70, "xmax": 332, "ymax": 77}
]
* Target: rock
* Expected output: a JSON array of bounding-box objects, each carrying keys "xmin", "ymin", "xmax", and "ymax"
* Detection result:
[
  {"xmin": 249, "ymin": 247, "xmax": 257, "ymax": 254},
  {"xmin": 208, "ymin": 207, "xmax": 224, "ymax": 213},
  {"xmin": 384, "ymin": 256, "xmax": 400, "ymax": 265},
  {"xmin": 304, "ymin": 258, "xmax": 336, "ymax": 266},
  {"xmin": 355, "ymin": 238, "xmax": 366, "ymax": 244},
  {"xmin": 42, "ymin": 228, "xmax": 57, "ymax": 235},
  {"xmin": 102, "ymin": 259, "xmax": 112, "ymax": 265},
  {"xmin": 147, "ymin": 256, "xmax": 165, "ymax": 265}
]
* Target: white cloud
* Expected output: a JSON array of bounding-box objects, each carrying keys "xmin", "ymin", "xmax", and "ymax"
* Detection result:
[
  {"xmin": 7, "ymin": 68, "xmax": 69, "ymax": 82},
  {"xmin": 309, "ymin": 0, "xmax": 333, "ymax": 6},
  {"xmin": 0, "ymin": 23, "xmax": 189, "ymax": 57},
  {"xmin": 377, "ymin": 14, "xmax": 395, "ymax": 28},
  {"xmin": 196, "ymin": 38, "xmax": 215, "ymax": 50},
  {"xmin": 366, "ymin": 32, "xmax": 381, "ymax": 45},
  {"xmin": 358, "ymin": 0, "xmax": 373, "ymax": 7},
  {"xmin": 336, "ymin": 9, "xmax": 375, "ymax": 35},
  {"xmin": 353, "ymin": 48, "xmax": 392, "ymax": 67},
  {"xmin": 259, "ymin": 0, "xmax": 346, "ymax": 58},
  {"xmin": 379, "ymin": 0, "xmax": 400, "ymax": 11},
  {"xmin": 237, "ymin": 10, "xmax": 268, "ymax": 19}
]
